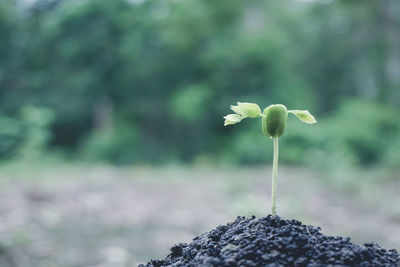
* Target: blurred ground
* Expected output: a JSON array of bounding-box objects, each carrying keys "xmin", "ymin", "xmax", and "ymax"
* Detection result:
[{"xmin": 0, "ymin": 165, "xmax": 399, "ymax": 267}]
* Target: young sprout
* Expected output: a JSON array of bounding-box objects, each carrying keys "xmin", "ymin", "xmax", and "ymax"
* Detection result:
[{"xmin": 224, "ymin": 103, "xmax": 317, "ymax": 215}]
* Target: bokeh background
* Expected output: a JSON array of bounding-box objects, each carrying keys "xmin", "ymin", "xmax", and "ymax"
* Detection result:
[{"xmin": 0, "ymin": 0, "xmax": 400, "ymax": 266}]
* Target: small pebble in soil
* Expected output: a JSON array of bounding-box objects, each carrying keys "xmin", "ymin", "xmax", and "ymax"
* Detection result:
[{"xmin": 139, "ymin": 215, "xmax": 400, "ymax": 267}]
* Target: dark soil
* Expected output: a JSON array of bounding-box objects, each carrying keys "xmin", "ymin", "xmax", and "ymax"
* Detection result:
[{"xmin": 140, "ymin": 215, "xmax": 400, "ymax": 267}]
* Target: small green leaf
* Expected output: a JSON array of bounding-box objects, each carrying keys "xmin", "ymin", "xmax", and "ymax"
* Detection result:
[
  {"xmin": 231, "ymin": 102, "xmax": 262, "ymax": 118},
  {"xmin": 223, "ymin": 102, "xmax": 262, "ymax": 126},
  {"xmin": 223, "ymin": 114, "xmax": 243, "ymax": 126},
  {"xmin": 230, "ymin": 105, "xmax": 242, "ymax": 115},
  {"xmin": 288, "ymin": 110, "xmax": 317, "ymax": 124}
]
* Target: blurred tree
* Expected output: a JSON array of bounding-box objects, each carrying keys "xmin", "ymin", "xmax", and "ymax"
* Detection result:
[
  {"xmin": 0, "ymin": 0, "xmax": 399, "ymax": 166},
  {"xmin": 304, "ymin": 0, "xmax": 400, "ymax": 111}
]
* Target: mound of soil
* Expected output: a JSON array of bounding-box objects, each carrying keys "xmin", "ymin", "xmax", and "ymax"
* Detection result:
[{"xmin": 140, "ymin": 215, "xmax": 399, "ymax": 267}]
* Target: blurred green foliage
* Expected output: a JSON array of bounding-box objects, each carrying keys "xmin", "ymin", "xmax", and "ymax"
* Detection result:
[
  {"xmin": 0, "ymin": 0, "xmax": 399, "ymax": 170},
  {"xmin": 0, "ymin": 106, "xmax": 54, "ymax": 160}
]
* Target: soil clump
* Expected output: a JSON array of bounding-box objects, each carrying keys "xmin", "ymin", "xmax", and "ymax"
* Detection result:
[{"xmin": 141, "ymin": 215, "xmax": 400, "ymax": 266}]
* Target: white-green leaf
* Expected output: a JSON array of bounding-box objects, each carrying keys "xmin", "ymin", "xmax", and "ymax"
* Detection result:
[
  {"xmin": 223, "ymin": 114, "xmax": 243, "ymax": 126},
  {"xmin": 230, "ymin": 102, "xmax": 262, "ymax": 118},
  {"xmin": 230, "ymin": 105, "xmax": 242, "ymax": 115},
  {"xmin": 288, "ymin": 110, "xmax": 317, "ymax": 124}
]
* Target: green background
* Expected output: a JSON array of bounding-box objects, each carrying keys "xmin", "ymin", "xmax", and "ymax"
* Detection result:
[{"xmin": 1, "ymin": 0, "xmax": 400, "ymax": 173}]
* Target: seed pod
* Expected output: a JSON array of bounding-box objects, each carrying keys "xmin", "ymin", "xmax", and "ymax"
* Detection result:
[{"xmin": 262, "ymin": 104, "xmax": 288, "ymax": 138}]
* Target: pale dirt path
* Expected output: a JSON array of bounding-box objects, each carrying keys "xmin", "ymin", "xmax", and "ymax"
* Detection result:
[{"xmin": 0, "ymin": 166, "xmax": 398, "ymax": 267}]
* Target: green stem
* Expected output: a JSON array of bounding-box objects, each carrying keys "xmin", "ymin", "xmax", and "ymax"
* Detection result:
[{"xmin": 271, "ymin": 137, "xmax": 279, "ymax": 215}]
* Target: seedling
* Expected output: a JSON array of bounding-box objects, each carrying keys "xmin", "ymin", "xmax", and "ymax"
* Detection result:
[{"xmin": 224, "ymin": 103, "xmax": 316, "ymax": 215}]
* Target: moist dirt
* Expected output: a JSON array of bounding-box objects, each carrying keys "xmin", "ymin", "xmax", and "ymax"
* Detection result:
[{"xmin": 141, "ymin": 215, "xmax": 400, "ymax": 267}]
